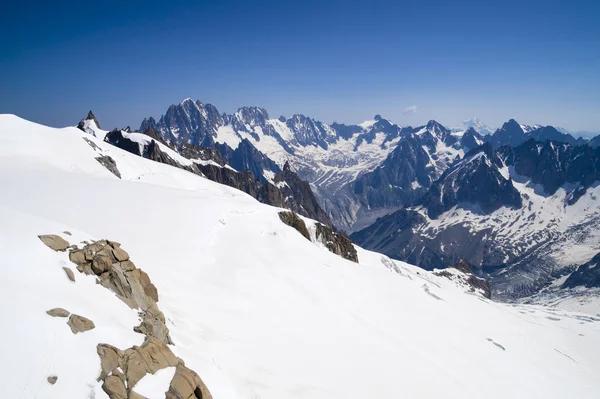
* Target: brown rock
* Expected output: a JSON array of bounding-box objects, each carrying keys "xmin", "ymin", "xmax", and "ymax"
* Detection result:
[
  {"xmin": 111, "ymin": 246, "xmax": 130, "ymax": 262},
  {"xmin": 76, "ymin": 262, "xmax": 94, "ymax": 275},
  {"xmin": 134, "ymin": 305, "xmax": 172, "ymax": 344},
  {"xmin": 97, "ymin": 343, "xmax": 123, "ymax": 381},
  {"xmin": 62, "ymin": 267, "xmax": 75, "ymax": 282},
  {"xmin": 102, "ymin": 375, "xmax": 127, "ymax": 399},
  {"xmin": 63, "ymin": 231, "xmax": 72, "ymax": 236},
  {"xmin": 69, "ymin": 249, "xmax": 86, "ymax": 265},
  {"xmin": 38, "ymin": 234, "xmax": 70, "ymax": 252},
  {"xmin": 67, "ymin": 314, "xmax": 95, "ymax": 334},
  {"xmin": 122, "ymin": 338, "xmax": 179, "ymax": 389},
  {"xmin": 167, "ymin": 364, "xmax": 213, "ymax": 399},
  {"xmin": 47, "ymin": 375, "xmax": 58, "ymax": 385},
  {"xmin": 278, "ymin": 211, "xmax": 310, "ymax": 240},
  {"xmin": 92, "ymin": 254, "xmax": 113, "ymax": 275},
  {"xmin": 46, "ymin": 308, "xmax": 70, "ymax": 318},
  {"xmin": 128, "ymin": 391, "xmax": 148, "ymax": 399}
]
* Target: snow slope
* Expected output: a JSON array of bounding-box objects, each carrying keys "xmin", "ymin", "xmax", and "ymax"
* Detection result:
[{"xmin": 1, "ymin": 114, "xmax": 600, "ymax": 398}]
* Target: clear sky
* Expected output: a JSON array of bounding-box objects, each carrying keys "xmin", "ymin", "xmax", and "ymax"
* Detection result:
[{"xmin": 1, "ymin": 0, "xmax": 599, "ymax": 132}]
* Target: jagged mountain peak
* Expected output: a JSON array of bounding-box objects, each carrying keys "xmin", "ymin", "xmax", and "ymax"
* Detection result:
[
  {"xmin": 77, "ymin": 110, "xmax": 102, "ymax": 137},
  {"xmin": 422, "ymin": 142, "xmax": 521, "ymax": 218}
]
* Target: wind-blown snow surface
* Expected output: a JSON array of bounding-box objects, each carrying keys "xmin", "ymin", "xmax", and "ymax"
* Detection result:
[{"xmin": 1, "ymin": 114, "xmax": 600, "ymax": 399}]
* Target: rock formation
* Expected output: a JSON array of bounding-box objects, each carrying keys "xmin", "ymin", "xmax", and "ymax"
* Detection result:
[{"xmin": 278, "ymin": 211, "xmax": 358, "ymax": 262}]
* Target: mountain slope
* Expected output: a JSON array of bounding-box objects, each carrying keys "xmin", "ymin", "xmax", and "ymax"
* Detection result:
[
  {"xmin": 352, "ymin": 140, "xmax": 600, "ymax": 299},
  {"xmin": 2, "ymin": 114, "xmax": 600, "ymax": 398}
]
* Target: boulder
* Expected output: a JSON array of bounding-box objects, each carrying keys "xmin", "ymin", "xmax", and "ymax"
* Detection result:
[
  {"xmin": 47, "ymin": 308, "xmax": 70, "ymax": 318},
  {"xmin": 97, "ymin": 343, "xmax": 123, "ymax": 381},
  {"xmin": 167, "ymin": 363, "xmax": 213, "ymax": 399},
  {"xmin": 62, "ymin": 267, "xmax": 75, "ymax": 282},
  {"xmin": 67, "ymin": 314, "xmax": 95, "ymax": 334},
  {"xmin": 111, "ymin": 245, "xmax": 130, "ymax": 262},
  {"xmin": 38, "ymin": 234, "xmax": 70, "ymax": 251},
  {"xmin": 69, "ymin": 249, "xmax": 86, "ymax": 265},
  {"xmin": 122, "ymin": 338, "xmax": 179, "ymax": 389},
  {"xmin": 102, "ymin": 375, "xmax": 127, "ymax": 399},
  {"xmin": 47, "ymin": 375, "xmax": 58, "ymax": 385},
  {"xmin": 92, "ymin": 254, "xmax": 113, "ymax": 275}
]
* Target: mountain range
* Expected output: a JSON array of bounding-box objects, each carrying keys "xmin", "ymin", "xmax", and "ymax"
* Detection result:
[
  {"xmin": 72, "ymin": 98, "xmax": 600, "ymax": 301},
  {"xmin": 3, "ymin": 113, "xmax": 600, "ymax": 398}
]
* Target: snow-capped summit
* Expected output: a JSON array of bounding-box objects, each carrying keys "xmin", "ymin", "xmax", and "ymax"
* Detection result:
[{"xmin": 462, "ymin": 117, "xmax": 495, "ymax": 135}]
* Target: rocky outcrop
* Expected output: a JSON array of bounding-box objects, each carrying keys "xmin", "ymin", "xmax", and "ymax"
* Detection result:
[
  {"xmin": 46, "ymin": 308, "xmax": 70, "ymax": 318},
  {"xmin": 68, "ymin": 240, "xmax": 171, "ymax": 344},
  {"xmin": 562, "ymin": 253, "xmax": 600, "ymax": 289},
  {"xmin": 97, "ymin": 338, "xmax": 212, "ymax": 399},
  {"xmin": 274, "ymin": 162, "xmax": 332, "ymax": 226},
  {"xmin": 38, "ymin": 234, "xmax": 70, "ymax": 252},
  {"xmin": 278, "ymin": 211, "xmax": 358, "ymax": 262},
  {"xmin": 104, "ymin": 129, "xmax": 142, "ymax": 156},
  {"xmin": 67, "ymin": 314, "xmax": 95, "ymax": 334},
  {"xmin": 434, "ymin": 259, "xmax": 492, "ymax": 299},
  {"xmin": 95, "ymin": 155, "xmax": 121, "ymax": 178},
  {"xmin": 40, "ymin": 234, "xmax": 213, "ymax": 398},
  {"xmin": 278, "ymin": 211, "xmax": 310, "ymax": 240},
  {"xmin": 47, "ymin": 375, "xmax": 58, "ymax": 385},
  {"xmin": 314, "ymin": 223, "xmax": 358, "ymax": 263}
]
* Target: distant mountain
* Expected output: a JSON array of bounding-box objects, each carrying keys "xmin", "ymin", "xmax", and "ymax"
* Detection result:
[
  {"xmin": 486, "ymin": 119, "xmax": 583, "ymax": 149},
  {"xmin": 140, "ymin": 99, "xmax": 410, "ymax": 230},
  {"xmin": 461, "ymin": 117, "xmax": 495, "ymax": 135},
  {"xmin": 352, "ymin": 139, "xmax": 600, "ymax": 299}
]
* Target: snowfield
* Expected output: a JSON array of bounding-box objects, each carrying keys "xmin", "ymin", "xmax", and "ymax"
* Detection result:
[{"xmin": 1, "ymin": 114, "xmax": 600, "ymax": 398}]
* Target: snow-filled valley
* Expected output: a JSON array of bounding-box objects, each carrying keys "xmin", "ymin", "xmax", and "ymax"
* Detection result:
[{"xmin": 2, "ymin": 114, "xmax": 600, "ymax": 398}]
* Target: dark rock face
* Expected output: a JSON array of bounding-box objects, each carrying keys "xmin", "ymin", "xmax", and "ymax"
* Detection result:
[
  {"xmin": 487, "ymin": 119, "xmax": 581, "ymax": 149},
  {"xmin": 278, "ymin": 211, "xmax": 310, "ymax": 240},
  {"xmin": 95, "ymin": 155, "xmax": 121, "ymax": 178},
  {"xmin": 77, "ymin": 110, "xmax": 101, "ymax": 131},
  {"xmin": 104, "ymin": 129, "xmax": 141, "ymax": 156},
  {"xmin": 216, "ymin": 139, "xmax": 281, "ymax": 183},
  {"xmin": 422, "ymin": 143, "xmax": 522, "ymax": 218},
  {"xmin": 500, "ymin": 139, "xmax": 600, "ymax": 203},
  {"xmin": 459, "ymin": 127, "xmax": 484, "ymax": 150},
  {"xmin": 273, "ymin": 162, "xmax": 332, "ymax": 225},
  {"xmin": 140, "ymin": 99, "xmax": 224, "ymax": 146},
  {"xmin": 278, "ymin": 211, "xmax": 358, "ymax": 262},
  {"xmin": 487, "ymin": 119, "xmax": 529, "ymax": 149},
  {"xmin": 350, "ymin": 208, "xmax": 451, "ymax": 269},
  {"xmin": 179, "ymin": 143, "xmax": 226, "ymax": 165},
  {"xmin": 314, "ymin": 223, "xmax": 358, "ymax": 262},
  {"xmin": 589, "ymin": 135, "xmax": 600, "ymax": 148},
  {"xmin": 562, "ymin": 253, "xmax": 600, "ymax": 288},
  {"xmin": 285, "ymin": 114, "xmax": 336, "ymax": 149},
  {"xmin": 354, "ymin": 133, "xmax": 433, "ymax": 209},
  {"xmin": 434, "ymin": 259, "xmax": 492, "ymax": 299}
]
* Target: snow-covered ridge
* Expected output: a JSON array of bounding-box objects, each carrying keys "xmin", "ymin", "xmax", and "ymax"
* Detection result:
[{"xmin": 2, "ymin": 114, "xmax": 600, "ymax": 398}]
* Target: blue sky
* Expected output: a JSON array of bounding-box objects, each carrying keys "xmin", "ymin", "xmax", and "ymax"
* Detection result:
[{"xmin": 1, "ymin": 0, "xmax": 599, "ymax": 133}]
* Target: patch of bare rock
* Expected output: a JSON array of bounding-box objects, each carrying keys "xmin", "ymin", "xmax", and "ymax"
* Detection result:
[
  {"xmin": 278, "ymin": 211, "xmax": 358, "ymax": 262},
  {"xmin": 46, "ymin": 308, "xmax": 70, "ymax": 318},
  {"xmin": 68, "ymin": 314, "xmax": 96, "ymax": 334},
  {"xmin": 38, "ymin": 234, "xmax": 70, "ymax": 252}
]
